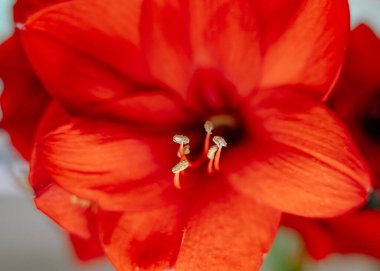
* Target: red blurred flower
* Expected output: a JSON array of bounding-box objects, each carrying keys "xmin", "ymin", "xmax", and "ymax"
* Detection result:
[
  {"xmin": 0, "ymin": 0, "xmax": 104, "ymax": 261},
  {"xmin": 1, "ymin": 0, "xmax": 373, "ymax": 270},
  {"xmin": 284, "ymin": 25, "xmax": 380, "ymax": 260}
]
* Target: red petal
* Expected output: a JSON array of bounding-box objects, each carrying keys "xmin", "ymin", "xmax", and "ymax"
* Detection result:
[
  {"xmin": 282, "ymin": 214, "xmax": 338, "ymax": 260},
  {"xmin": 142, "ymin": 0, "xmax": 262, "ymax": 96},
  {"xmin": 251, "ymin": 0, "xmax": 303, "ymax": 48},
  {"xmin": 98, "ymin": 206, "xmax": 184, "ymax": 270},
  {"xmin": 227, "ymin": 88, "xmax": 371, "ymax": 217},
  {"xmin": 13, "ymin": 0, "xmax": 65, "ymax": 22},
  {"xmin": 191, "ymin": 0, "xmax": 262, "ymax": 96},
  {"xmin": 0, "ymin": 33, "xmax": 50, "ymax": 160},
  {"xmin": 259, "ymin": 0, "xmax": 349, "ymax": 99},
  {"xmin": 21, "ymin": 0, "xmax": 192, "ymax": 126},
  {"xmin": 331, "ymin": 24, "xmax": 380, "ymax": 185},
  {"xmin": 69, "ymin": 233, "xmax": 104, "ymax": 262},
  {"xmin": 284, "ymin": 210, "xmax": 380, "ymax": 260},
  {"xmin": 31, "ymin": 117, "xmax": 180, "ymax": 211},
  {"xmin": 175, "ymin": 183, "xmax": 280, "ymax": 271},
  {"xmin": 341, "ymin": 24, "xmax": 380, "ymax": 86},
  {"xmin": 34, "ymin": 184, "xmax": 94, "ymax": 238},
  {"xmin": 140, "ymin": 0, "xmax": 192, "ymax": 94}
]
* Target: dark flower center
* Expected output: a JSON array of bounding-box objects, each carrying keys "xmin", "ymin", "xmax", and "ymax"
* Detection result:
[
  {"xmin": 170, "ymin": 109, "xmax": 248, "ymax": 190},
  {"xmin": 361, "ymin": 92, "xmax": 380, "ymax": 142},
  {"xmin": 365, "ymin": 190, "xmax": 380, "ymax": 210}
]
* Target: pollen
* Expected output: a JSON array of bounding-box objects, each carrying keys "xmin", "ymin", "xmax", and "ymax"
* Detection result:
[
  {"xmin": 172, "ymin": 160, "xmax": 190, "ymax": 174},
  {"xmin": 204, "ymin": 121, "xmax": 214, "ymax": 134},
  {"xmin": 213, "ymin": 136, "xmax": 227, "ymax": 148},
  {"xmin": 173, "ymin": 135, "xmax": 190, "ymax": 145},
  {"xmin": 207, "ymin": 145, "xmax": 219, "ymax": 159}
]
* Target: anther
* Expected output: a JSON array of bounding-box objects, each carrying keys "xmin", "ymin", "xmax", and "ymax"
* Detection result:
[
  {"xmin": 204, "ymin": 121, "xmax": 214, "ymax": 134},
  {"xmin": 173, "ymin": 135, "xmax": 190, "ymax": 145},
  {"xmin": 172, "ymin": 160, "xmax": 190, "ymax": 189},
  {"xmin": 212, "ymin": 136, "xmax": 227, "ymax": 148},
  {"xmin": 177, "ymin": 145, "xmax": 190, "ymax": 158},
  {"xmin": 172, "ymin": 160, "xmax": 190, "ymax": 174},
  {"xmin": 207, "ymin": 145, "xmax": 219, "ymax": 160}
]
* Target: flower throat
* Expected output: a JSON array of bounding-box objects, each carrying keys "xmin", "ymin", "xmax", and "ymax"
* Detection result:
[{"xmin": 171, "ymin": 115, "xmax": 235, "ymax": 189}]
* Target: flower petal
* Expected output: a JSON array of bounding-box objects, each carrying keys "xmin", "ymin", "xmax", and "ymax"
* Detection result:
[
  {"xmin": 228, "ymin": 88, "xmax": 371, "ymax": 217},
  {"xmin": 140, "ymin": 0, "xmax": 192, "ymax": 94},
  {"xmin": 251, "ymin": 0, "xmax": 303, "ymax": 47},
  {"xmin": 0, "ymin": 33, "xmax": 50, "ymax": 160},
  {"xmin": 31, "ymin": 116, "xmax": 180, "ymax": 211},
  {"xmin": 259, "ymin": 0, "xmax": 349, "ymax": 99},
  {"xmin": 175, "ymin": 183, "xmax": 280, "ymax": 271},
  {"xmin": 136, "ymin": 0, "xmax": 263, "ymax": 96},
  {"xmin": 34, "ymin": 183, "xmax": 94, "ymax": 238},
  {"xmin": 21, "ymin": 0, "xmax": 192, "ymax": 126},
  {"xmin": 331, "ymin": 24, "xmax": 380, "ymax": 184},
  {"xmin": 98, "ymin": 205, "xmax": 184, "ymax": 270},
  {"xmin": 69, "ymin": 233, "xmax": 104, "ymax": 262},
  {"xmin": 187, "ymin": 0, "xmax": 261, "ymax": 96},
  {"xmin": 283, "ymin": 210, "xmax": 380, "ymax": 260},
  {"xmin": 13, "ymin": 0, "xmax": 62, "ymax": 22}
]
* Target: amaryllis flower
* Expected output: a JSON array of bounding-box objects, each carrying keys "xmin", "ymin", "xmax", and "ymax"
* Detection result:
[
  {"xmin": 284, "ymin": 24, "xmax": 380, "ymax": 260},
  {"xmin": 2, "ymin": 0, "xmax": 373, "ymax": 270},
  {"xmin": 0, "ymin": 0, "xmax": 104, "ymax": 261}
]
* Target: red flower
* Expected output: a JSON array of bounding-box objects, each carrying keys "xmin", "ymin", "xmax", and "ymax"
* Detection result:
[
  {"xmin": 284, "ymin": 25, "xmax": 380, "ymax": 260},
  {"xmin": 2, "ymin": 0, "xmax": 372, "ymax": 270},
  {"xmin": 0, "ymin": 0, "xmax": 104, "ymax": 261}
]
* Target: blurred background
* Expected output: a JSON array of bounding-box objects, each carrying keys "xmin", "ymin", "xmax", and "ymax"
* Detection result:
[{"xmin": 0, "ymin": 0, "xmax": 380, "ymax": 270}]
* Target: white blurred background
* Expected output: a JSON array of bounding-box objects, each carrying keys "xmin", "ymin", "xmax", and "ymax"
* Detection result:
[{"xmin": 0, "ymin": 0, "xmax": 380, "ymax": 270}]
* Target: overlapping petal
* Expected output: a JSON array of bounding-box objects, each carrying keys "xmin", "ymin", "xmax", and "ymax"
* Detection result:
[
  {"xmin": 259, "ymin": 0, "xmax": 349, "ymax": 99},
  {"xmin": 69, "ymin": 230, "xmax": 104, "ymax": 261},
  {"xmin": 14, "ymin": 0, "xmax": 64, "ymax": 22},
  {"xmin": 20, "ymin": 0, "xmax": 347, "ymax": 115},
  {"xmin": 98, "ymin": 205, "xmax": 184, "ymax": 270},
  {"xmin": 0, "ymin": 33, "xmax": 50, "ymax": 160},
  {"xmin": 35, "ymin": 184, "xmax": 95, "ymax": 238},
  {"xmin": 21, "ymin": 0, "xmax": 194, "ymax": 126},
  {"xmin": 31, "ymin": 116, "xmax": 181, "ymax": 211},
  {"xmin": 227, "ymin": 89, "xmax": 371, "ymax": 217},
  {"xmin": 332, "ymin": 25, "xmax": 380, "ymax": 184},
  {"xmin": 283, "ymin": 210, "xmax": 380, "ymax": 260},
  {"xmin": 175, "ymin": 184, "xmax": 280, "ymax": 271}
]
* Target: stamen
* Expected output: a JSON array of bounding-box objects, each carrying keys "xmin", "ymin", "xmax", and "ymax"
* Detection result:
[
  {"xmin": 207, "ymin": 145, "xmax": 219, "ymax": 160},
  {"xmin": 214, "ymin": 147, "xmax": 223, "ymax": 171},
  {"xmin": 207, "ymin": 145, "xmax": 219, "ymax": 174},
  {"xmin": 173, "ymin": 135, "xmax": 190, "ymax": 145},
  {"xmin": 177, "ymin": 145, "xmax": 190, "ymax": 158},
  {"xmin": 202, "ymin": 121, "xmax": 214, "ymax": 155},
  {"xmin": 171, "ymin": 122, "xmax": 229, "ymax": 188},
  {"xmin": 172, "ymin": 160, "xmax": 190, "ymax": 174},
  {"xmin": 213, "ymin": 136, "xmax": 227, "ymax": 148},
  {"xmin": 172, "ymin": 160, "xmax": 190, "ymax": 189},
  {"xmin": 204, "ymin": 121, "xmax": 214, "ymax": 134}
]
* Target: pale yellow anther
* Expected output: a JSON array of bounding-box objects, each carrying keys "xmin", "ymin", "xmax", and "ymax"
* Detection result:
[
  {"xmin": 70, "ymin": 195, "xmax": 91, "ymax": 208},
  {"xmin": 204, "ymin": 121, "xmax": 214, "ymax": 134},
  {"xmin": 172, "ymin": 160, "xmax": 190, "ymax": 174},
  {"xmin": 173, "ymin": 135, "xmax": 190, "ymax": 145},
  {"xmin": 212, "ymin": 136, "xmax": 227, "ymax": 148},
  {"xmin": 207, "ymin": 145, "xmax": 219, "ymax": 159}
]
